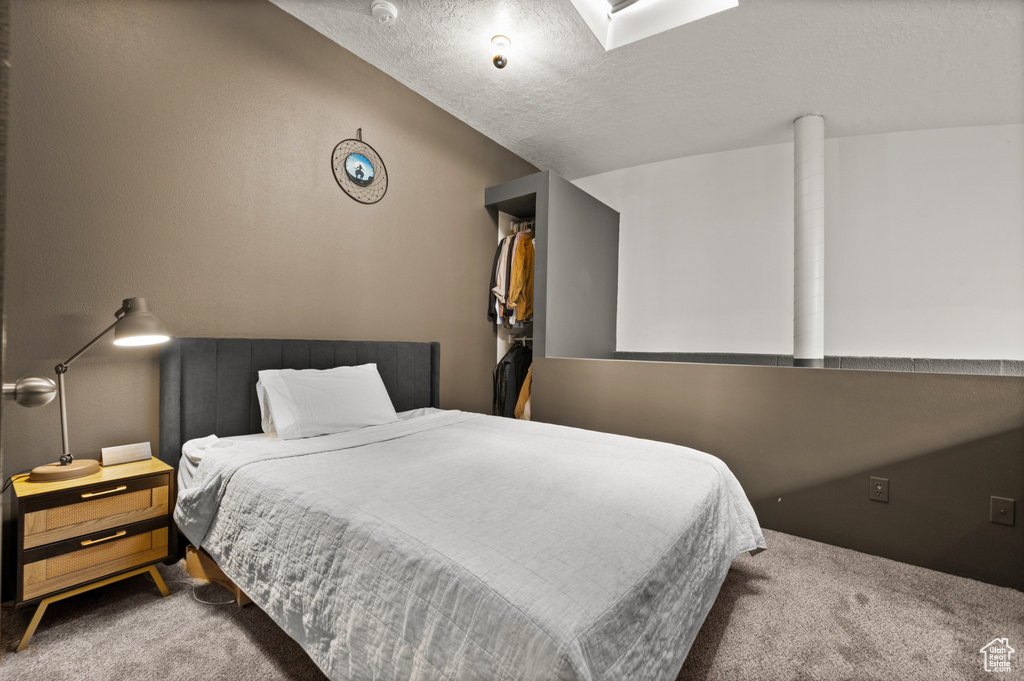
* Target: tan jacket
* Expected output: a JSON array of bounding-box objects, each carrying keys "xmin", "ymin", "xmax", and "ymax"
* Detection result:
[{"xmin": 507, "ymin": 234, "xmax": 534, "ymax": 321}]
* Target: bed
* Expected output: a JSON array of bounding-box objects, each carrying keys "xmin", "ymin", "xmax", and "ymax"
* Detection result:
[{"xmin": 160, "ymin": 337, "xmax": 765, "ymax": 681}]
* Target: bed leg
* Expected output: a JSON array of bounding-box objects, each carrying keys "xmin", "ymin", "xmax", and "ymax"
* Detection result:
[{"xmin": 184, "ymin": 545, "xmax": 252, "ymax": 607}]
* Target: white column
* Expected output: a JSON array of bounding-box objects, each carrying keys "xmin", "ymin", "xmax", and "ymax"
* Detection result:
[{"xmin": 793, "ymin": 114, "xmax": 825, "ymax": 368}]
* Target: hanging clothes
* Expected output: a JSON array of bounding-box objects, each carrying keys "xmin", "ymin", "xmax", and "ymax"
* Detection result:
[
  {"xmin": 488, "ymin": 228, "xmax": 534, "ymax": 328},
  {"xmin": 493, "ymin": 344, "xmax": 532, "ymax": 418},
  {"xmin": 506, "ymin": 233, "xmax": 534, "ymax": 323},
  {"xmin": 487, "ymin": 238, "xmax": 505, "ymax": 324},
  {"xmin": 490, "ymin": 235, "xmax": 514, "ymax": 320},
  {"xmin": 513, "ymin": 364, "xmax": 532, "ymax": 420},
  {"xmin": 499, "ymin": 233, "xmax": 517, "ymax": 323}
]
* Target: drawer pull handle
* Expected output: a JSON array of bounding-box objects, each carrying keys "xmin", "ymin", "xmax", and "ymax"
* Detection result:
[
  {"xmin": 81, "ymin": 485, "xmax": 127, "ymax": 499},
  {"xmin": 81, "ymin": 530, "xmax": 127, "ymax": 546}
]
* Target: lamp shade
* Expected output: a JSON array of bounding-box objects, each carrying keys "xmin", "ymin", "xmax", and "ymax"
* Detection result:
[{"xmin": 112, "ymin": 297, "xmax": 170, "ymax": 346}]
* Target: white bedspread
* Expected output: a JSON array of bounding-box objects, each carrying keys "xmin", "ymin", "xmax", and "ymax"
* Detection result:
[{"xmin": 174, "ymin": 410, "xmax": 765, "ymax": 681}]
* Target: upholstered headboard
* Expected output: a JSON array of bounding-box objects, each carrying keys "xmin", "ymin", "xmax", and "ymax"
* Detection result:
[{"xmin": 159, "ymin": 338, "xmax": 440, "ymax": 469}]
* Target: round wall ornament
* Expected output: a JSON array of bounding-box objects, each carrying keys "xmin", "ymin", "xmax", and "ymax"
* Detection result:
[{"xmin": 331, "ymin": 129, "xmax": 388, "ymax": 204}]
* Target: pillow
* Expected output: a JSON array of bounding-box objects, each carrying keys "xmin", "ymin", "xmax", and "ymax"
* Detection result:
[
  {"xmin": 255, "ymin": 380, "xmax": 276, "ymax": 434},
  {"xmin": 256, "ymin": 363, "xmax": 399, "ymax": 439}
]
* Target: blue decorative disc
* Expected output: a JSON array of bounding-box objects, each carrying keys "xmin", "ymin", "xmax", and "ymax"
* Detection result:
[{"xmin": 344, "ymin": 153, "xmax": 375, "ymax": 187}]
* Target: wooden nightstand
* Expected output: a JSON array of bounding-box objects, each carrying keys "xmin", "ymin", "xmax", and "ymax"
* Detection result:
[{"xmin": 12, "ymin": 458, "xmax": 174, "ymax": 651}]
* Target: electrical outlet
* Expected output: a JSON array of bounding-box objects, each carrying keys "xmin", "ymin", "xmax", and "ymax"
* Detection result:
[
  {"xmin": 870, "ymin": 476, "xmax": 889, "ymax": 503},
  {"xmin": 990, "ymin": 497, "xmax": 1015, "ymax": 526}
]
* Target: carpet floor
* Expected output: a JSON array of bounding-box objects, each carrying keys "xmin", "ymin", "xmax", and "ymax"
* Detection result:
[{"xmin": 1, "ymin": 529, "xmax": 1021, "ymax": 680}]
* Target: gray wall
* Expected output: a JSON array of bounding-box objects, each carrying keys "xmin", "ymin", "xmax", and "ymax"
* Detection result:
[
  {"xmin": 533, "ymin": 357, "xmax": 1024, "ymax": 590},
  {"xmin": 544, "ymin": 173, "xmax": 618, "ymax": 360},
  {"xmin": 2, "ymin": 2, "xmax": 534, "ymax": 487}
]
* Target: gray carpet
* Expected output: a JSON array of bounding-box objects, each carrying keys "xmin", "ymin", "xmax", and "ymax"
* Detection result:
[
  {"xmin": 677, "ymin": 530, "xmax": 1023, "ymax": 680},
  {"xmin": 1, "ymin": 529, "xmax": 1021, "ymax": 680}
]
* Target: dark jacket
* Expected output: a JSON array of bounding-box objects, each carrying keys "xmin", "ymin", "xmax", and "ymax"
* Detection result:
[{"xmin": 493, "ymin": 345, "xmax": 532, "ymax": 418}]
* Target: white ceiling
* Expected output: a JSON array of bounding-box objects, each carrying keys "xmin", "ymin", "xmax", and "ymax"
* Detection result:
[{"xmin": 271, "ymin": 0, "xmax": 1024, "ymax": 180}]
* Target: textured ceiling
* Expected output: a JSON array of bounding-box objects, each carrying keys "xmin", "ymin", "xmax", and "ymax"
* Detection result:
[{"xmin": 270, "ymin": 0, "xmax": 1024, "ymax": 180}]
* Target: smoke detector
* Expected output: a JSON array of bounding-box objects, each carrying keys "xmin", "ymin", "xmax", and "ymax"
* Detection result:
[{"xmin": 371, "ymin": 1, "xmax": 398, "ymax": 27}]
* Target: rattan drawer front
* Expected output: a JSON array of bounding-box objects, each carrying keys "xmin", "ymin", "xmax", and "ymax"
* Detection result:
[
  {"xmin": 22, "ymin": 527, "xmax": 168, "ymax": 601},
  {"xmin": 50, "ymin": 489, "xmax": 149, "ymax": 527},
  {"xmin": 24, "ymin": 485, "xmax": 168, "ymax": 549}
]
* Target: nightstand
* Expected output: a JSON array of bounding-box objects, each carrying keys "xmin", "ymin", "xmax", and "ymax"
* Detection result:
[{"xmin": 12, "ymin": 458, "xmax": 174, "ymax": 651}]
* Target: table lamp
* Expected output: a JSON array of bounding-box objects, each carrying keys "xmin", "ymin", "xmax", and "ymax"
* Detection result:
[{"xmin": 3, "ymin": 297, "xmax": 170, "ymax": 482}]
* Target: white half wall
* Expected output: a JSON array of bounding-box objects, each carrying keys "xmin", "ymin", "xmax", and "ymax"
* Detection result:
[
  {"xmin": 574, "ymin": 124, "xmax": 1024, "ymax": 360},
  {"xmin": 575, "ymin": 142, "xmax": 795, "ymax": 355}
]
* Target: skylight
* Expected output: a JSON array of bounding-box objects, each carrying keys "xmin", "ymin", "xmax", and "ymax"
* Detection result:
[{"xmin": 570, "ymin": 0, "xmax": 738, "ymax": 50}]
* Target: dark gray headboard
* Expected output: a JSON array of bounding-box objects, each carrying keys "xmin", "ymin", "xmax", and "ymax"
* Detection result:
[{"xmin": 159, "ymin": 338, "xmax": 440, "ymax": 468}]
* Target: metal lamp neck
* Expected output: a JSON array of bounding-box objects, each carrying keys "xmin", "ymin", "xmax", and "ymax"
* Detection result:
[
  {"xmin": 54, "ymin": 312, "xmax": 124, "ymax": 462},
  {"xmin": 58, "ymin": 318, "xmax": 120, "ymax": 370}
]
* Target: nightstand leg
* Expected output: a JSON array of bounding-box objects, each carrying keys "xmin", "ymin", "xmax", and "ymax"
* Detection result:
[
  {"xmin": 15, "ymin": 564, "xmax": 170, "ymax": 652},
  {"xmin": 148, "ymin": 565, "xmax": 170, "ymax": 597},
  {"xmin": 16, "ymin": 601, "xmax": 50, "ymax": 652}
]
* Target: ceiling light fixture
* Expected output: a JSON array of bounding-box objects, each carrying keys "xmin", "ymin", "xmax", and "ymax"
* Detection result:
[{"xmin": 491, "ymin": 35, "xmax": 510, "ymax": 69}]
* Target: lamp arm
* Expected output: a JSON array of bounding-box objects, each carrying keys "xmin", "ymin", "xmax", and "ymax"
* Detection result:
[
  {"xmin": 56, "ymin": 316, "xmax": 122, "ymax": 371},
  {"xmin": 53, "ymin": 305, "xmax": 127, "ymax": 462},
  {"xmin": 56, "ymin": 370, "xmax": 71, "ymax": 461}
]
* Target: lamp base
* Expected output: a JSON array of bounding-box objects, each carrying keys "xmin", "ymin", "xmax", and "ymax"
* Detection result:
[{"xmin": 29, "ymin": 458, "xmax": 100, "ymax": 482}]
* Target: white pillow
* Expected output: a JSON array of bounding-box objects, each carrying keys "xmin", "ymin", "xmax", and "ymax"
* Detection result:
[
  {"xmin": 256, "ymin": 363, "xmax": 399, "ymax": 439},
  {"xmin": 255, "ymin": 380, "xmax": 276, "ymax": 434}
]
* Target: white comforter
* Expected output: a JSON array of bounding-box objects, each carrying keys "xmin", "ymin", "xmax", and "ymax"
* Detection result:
[{"xmin": 175, "ymin": 409, "xmax": 765, "ymax": 681}]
